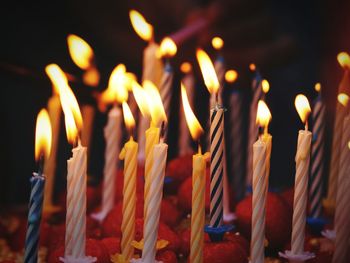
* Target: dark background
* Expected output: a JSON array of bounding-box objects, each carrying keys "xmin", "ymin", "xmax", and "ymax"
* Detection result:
[{"xmin": 0, "ymin": 0, "xmax": 349, "ymax": 205}]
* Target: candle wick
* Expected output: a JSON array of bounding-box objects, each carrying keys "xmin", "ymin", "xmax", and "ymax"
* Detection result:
[
  {"xmin": 160, "ymin": 121, "xmax": 166, "ymax": 142},
  {"xmin": 305, "ymin": 121, "xmax": 308, "ymax": 131},
  {"xmin": 198, "ymin": 142, "xmax": 202, "ymax": 155},
  {"xmin": 38, "ymin": 154, "xmax": 45, "ymax": 176},
  {"xmin": 264, "ymin": 125, "xmax": 268, "ymax": 136}
]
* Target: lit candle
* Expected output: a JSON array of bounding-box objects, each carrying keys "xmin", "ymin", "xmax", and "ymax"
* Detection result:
[
  {"xmin": 250, "ymin": 100, "xmax": 271, "ymax": 263},
  {"xmin": 280, "ymin": 95, "xmax": 314, "ymax": 262},
  {"xmin": 181, "ymin": 83, "xmax": 208, "ymax": 263},
  {"xmin": 197, "ymin": 49, "xmax": 231, "ymax": 238},
  {"xmin": 24, "ymin": 109, "xmax": 52, "ymax": 263},
  {"xmin": 43, "ymin": 64, "xmax": 63, "ymax": 213},
  {"xmin": 226, "ymin": 70, "xmax": 244, "ymax": 201},
  {"xmin": 326, "ymin": 52, "xmax": 350, "ymax": 210},
  {"xmin": 179, "ymin": 62, "xmax": 195, "ymax": 156},
  {"xmin": 57, "ymin": 70, "xmax": 95, "ymax": 263},
  {"xmin": 112, "ymin": 102, "xmax": 138, "ymax": 262},
  {"xmin": 159, "ymin": 37, "xmax": 177, "ymax": 139},
  {"xmin": 246, "ymin": 65, "xmax": 269, "ymax": 191},
  {"xmin": 332, "ymin": 93, "xmax": 350, "ymax": 263},
  {"xmin": 129, "ymin": 10, "xmax": 163, "ymax": 163},
  {"xmin": 309, "ymin": 83, "xmax": 326, "ymax": 218}
]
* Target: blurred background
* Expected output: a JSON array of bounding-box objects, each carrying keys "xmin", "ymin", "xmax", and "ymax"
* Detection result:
[{"xmin": 0, "ymin": 0, "xmax": 349, "ymax": 205}]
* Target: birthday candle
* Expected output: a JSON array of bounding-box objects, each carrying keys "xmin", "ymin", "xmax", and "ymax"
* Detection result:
[
  {"xmin": 24, "ymin": 109, "xmax": 51, "ymax": 263},
  {"xmin": 309, "ymin": 83, "xmax": 326, "ymax": 218},
  {"xmin": 332, "ymin": 95, "xmax": 350, "ymax": 263},
  {"xmin": 291, "ymin": 95, "xmax": 312, "ymax": 255},
  {"xmin": 327, "ymin": 52, "xmax": 350, "ymax": 206}
]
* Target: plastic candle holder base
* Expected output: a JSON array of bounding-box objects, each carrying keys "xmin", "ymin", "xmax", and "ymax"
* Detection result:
[
  {"xmin": 130, "ymin": 258, "xmax": 162, "ymax": 263},
  {"xmin": 278, "ymin": 250, "xmax": 315, "ymax": 263},
  {"xmin": 321, "ymin": 229, "xmax": 335, "ymax": 241},
  {"xmin": 59, "ymin": 255, "xmax": 97, "ymax": 263},
  {"xmin": 306, "ymin": 217, "xmax": 328, "ymax": 235},
  {"xmin": 204, "ymin": 224, "xmax": 235, "ymax": 242}
]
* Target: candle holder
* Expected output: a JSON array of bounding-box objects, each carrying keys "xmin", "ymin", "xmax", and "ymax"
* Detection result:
[
  {"xmin": 306, "ymin": 217, "xmax": 327, "ymax": 235},
  {"xmin": 321, "ymin": 229, "xmax": 335, "ymax": 241},
  {"xmin": 204, "ymin": 224, "xmax": 234, "ymax": 242},
  {"xmin": 278, "ymin": 250, "xmax": 315, "ymax": 263},
  {"xmin": 59, "ymin": 256, "xmax": 97, "ymax": 263}
]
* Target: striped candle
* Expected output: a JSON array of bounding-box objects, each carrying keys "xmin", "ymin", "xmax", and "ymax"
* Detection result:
[
  {"xmin": 24, "ymin": 173, "xmax": 45, "ymax": 263},
  {"xmin": 250, "ymin": 139, "xmax": 267, "ymax": 263},
  {"xmin": 160, "ymin": 62, "xmax": 174, "ymax": 139},
  {"xmin": 229, "ymin": 91, "xmax": 245, "ymax": 201},
  {"xmin": 92, "ymin": 107, "xmax": 122, "ymax": 221},
  {"xmin": 64, "ymin": 143, "xmax": 88, "ymax": 259},
  {"xmin": 190, "ymin": 150, "xmax": 207, "ymax": 263},
  {"xmin": 209, "ymin": 105, "xmax": 225, "ymax": 227},
  {"xmin": 309, "ymin": 91, "xmax": 326, "ymax": 218},
  {"xmin": 332, "ymin": 116, "xmax": 350, "ymax": 263},
  {"xmin": 142, "ymin": 141, "xmax": 168, "ymax": 262},
  {"xmin": 291, "ymin": 130, "xmax": 312, "ymax": 255},
  {"xmin": 120, "ymin": 137, "xmax": 138, "ymax": 261},
  {"xmin": 246, "ymin": 70, "xmax": 263, "ymax": 189}
]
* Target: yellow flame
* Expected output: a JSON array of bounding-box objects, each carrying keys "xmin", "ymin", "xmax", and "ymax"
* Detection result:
[
  {"xmin": 262, "ymin": 79, "xmax": 270, "ymax": 94},
  {"xmin": 35, "ymin": 109, "xmax": 52, "ymax": 161},
  {"xmin": 45, "ymin": 64, "xmax": 68, "ymax": 95},
  {"xmin": 67, "ymin": 34, "xmax": 94, "ymax": 70},
  {"xmin": 338, "ymin": 93, "xmax": 349, "ymax": 107},
  {"xmin": 225, "ymin": 70, "xmax": 238, "ymax": 83},
  {"xmin": 159, "ymin": 37, "xmax": 177, "ymax": 58},
  {"xmin": 315, "ymin": 83, "xmax": 321, "ymax": 92},
  {"xmin": 129, "ymin": 10, "xmax": 153, "ymax": 41},
  {"xmin": 180, "ymin": 62, "xmax": 192, "ymax": 74},
  {"xmin": 125, "ymin": 72, "xmax": 137, "ymax": 91},
  {"xmin": 122, "ymin": 102, "xmax": 136, "ymax": 132},
  {"xmin": 348, "ymin": 141, "xmax": 350, "ymax": 149},
  {"xmin": 337, "ymin": 52, "xmax": 350, "ymax": 69},
  {"xmin": 196, "ymin": 49, "xmax": 220, "ymax": 95},
  {"xmin": 132, "ymin": 80, "xmax": 150, "ymax": 117},
  {"xmin": 256, "ymin": 100, "xmax": 271, "ymax": 129},
  {"xmin": 295, "ymin": 94, "xmax": 311, "ymax": 124},
  {"xmin": 83, "ymin": 67, "xmax": 100, "ymax": 87},
  {"xmin": 249, "ymin": 63, "xmax": 256, "ymax": 71},
  {"xmin": 143, "ymin": 80, "xmax": 167, "ymax": 126},
  {"xmin": 181, "ymin": 83, "xmax": 203, "ymax": 141},
  {"xmin": 212, "ymin": 37, "xmax": 224, "ymax": 50},
  {"xmin": 101, "ymin": 64, "xmax": 128, "ymax": 104}
]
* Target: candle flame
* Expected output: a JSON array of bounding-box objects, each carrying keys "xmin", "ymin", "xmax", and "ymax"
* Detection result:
[
  {"xmin": 196, "ymin": 49, "xmax": 220, "ymax": 95},
  {"xmin": 125, "ymin": 72, "xmax": 137, "ymax": 91},
  {"xmin": 212, "ymin": 37, "xmax": 224, "ymax": 50},
  {"xmin": 132, "ymin": 80, "xmax": 150, "ymax": 117},
  {"xmin": 143, "ymin": 80, "xmax": 167, "ymax": 126},
  {"xmin": 295, "ymin": 94, "xmax": 311, "ymax": 124},
  {"xmin": 256, "ymin": 100, "xmax": 271, "ymax": 129},
  {"xmin": 262, "ymin": 79, "xmax": 270, "ymax": 94},
  {"xmin": 338, "ymin": 93, "xmax": 349, "ymax": 107},
  {"xmin": 83, "ymin": 67, "xmax": 100, "ymax": 87},
  {"xmin": 315, "ymin": 83, "xmax": 321, "ymax": 92},
  {"xmin": 122, "ymin": 102, "xmax": 136, "ymax": 132},
  {"xmin": 159, "ymin": 37, "xmax": 177, "ymax": 58},
  {"xmin": 45, "ymin": 64, "xmax": 67, "ymax": 95},
  {"xmin": 337, "ymin": 52, "xmax": 350, "ymax": 69},
  {"xmin": 129, "ymin": 10, "xmax": 153, "ymax": 41},
  {"xmin": 101, "ymin": 64, "xmax": 128, "ymax": 104},
  {"xmin": 35, "ymin": 109, "xmax": 52, "ymax": 161},
  {"xmin": 225, "ymin": 70, "xmax": 238, "ymax": 83},
  {"xmin": 67, "ymin": 34, "xmax": 94, "ymax": 70},
  {"xmin": 180, "ymin": 62, "xmax": 192, "ymax": 74},
  {"xmin": 181, "ymin": 83, "xmax": 203, "ymax": 141},
  {"xmin": 249, "ymin": 63, "xmax": 256, "ymax": 71}
]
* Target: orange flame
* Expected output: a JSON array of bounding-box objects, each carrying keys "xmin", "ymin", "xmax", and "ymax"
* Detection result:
[
  {"xmin": 35, "ymin": 109, "xmax": 52, "ymax": 161},
  {"xmin": 249, "ymin": 63, "xmax": 256, "ymax": 71},
  {"xmin": 129, "ymin": 10, "xmax": 153, "ymax": 41},
  {"xmin": 338, "ymin": 93, "xmax": 349, "ymax": 107},
  {"xmin": 256, "ymin": 100, "xmax": 272, "ymax": 130},
  {"xmin": 315, "ymin": 83, "xmax": 321, "ymax": 93},
  {"xmin": 212, "ymin": 37, "xmax": 224, "ymax": 50},
  {"xmin": 262, "ymin": 79, "xmax": 270, "ymax": 94},
  {"xmin": 180, "ymin": 62, "xmax": 192, "ymax": 74},
  {"xmin": 225, "ymin": 70, "xmax": 238, "ymax": 83},
  {"xmin": 196, "ymin": 49, "xmax": 220, "ymax": 95},
  {"xmin": 67, "ymin": 34, "xmax": 94, "ymax": 70},
  {"xmin": 295, "ymin": 94, "xmax": 311, "ymax": 124},
  {"xmin": 122, "ymin": 102, "xmax": 136, "ymax": 133},
  {"xmin": 337, "ymin": 52, "xmax": 350, "ymax": 69},
  {"xmin": 159, "ymin": 37, "xmax": 177, "ymax": 58},
  {"xmin": 181, "ymin": 83, "xmax": 203, "ymax": 141},
  {"xmin": 101, "ymin": 64, "xmax": 128, "ymax": 104},
  {"xmin": 132, "ymin": 80, "xmax": 150, "ymax": 117},
  {"xmin": 45, "ymin": 64, "xmax": 68, "ymax": 95},
  {"xmin": 143, "ymin": 80, "xmax": 167, "ymax": 126}
]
